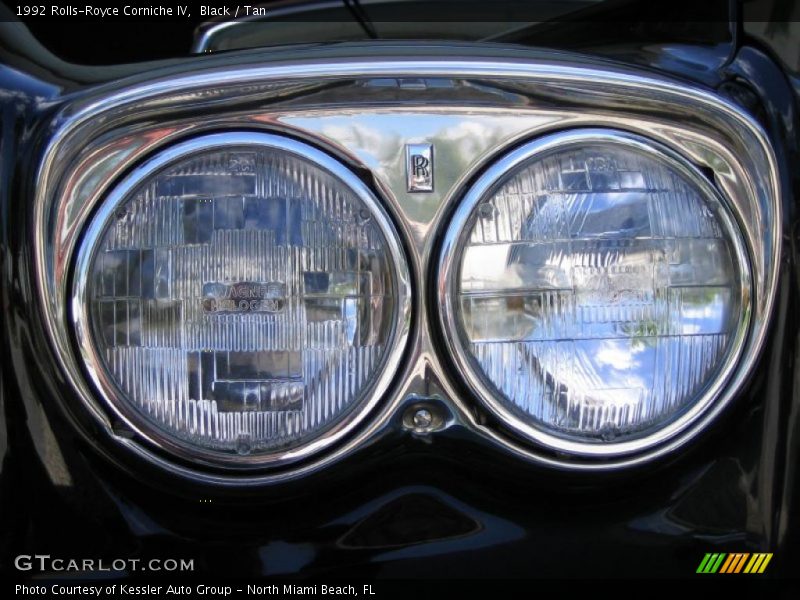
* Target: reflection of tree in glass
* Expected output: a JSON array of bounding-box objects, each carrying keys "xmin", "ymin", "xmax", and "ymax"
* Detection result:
[{"xmin": 621, "ymin": 321, "xmax": 658, "ymax": 350}]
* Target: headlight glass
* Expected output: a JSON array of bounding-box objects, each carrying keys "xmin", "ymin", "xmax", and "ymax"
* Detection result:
[
  {"xmin": 73, "ymin": 133, "xmax": 409, "ymax": 467},
  {"xmin": 439, "ymin": 130, "xmax": 750, "ymax": 456}
]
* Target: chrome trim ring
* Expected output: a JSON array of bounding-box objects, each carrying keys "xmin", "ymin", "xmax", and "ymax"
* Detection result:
[
  {"xmin": 70, "ymin": 132, "xmax": 412, "ymax": 470},
  {"xmin": 437, "ymin": 128, "xmax": 753, "ymax": 459}
]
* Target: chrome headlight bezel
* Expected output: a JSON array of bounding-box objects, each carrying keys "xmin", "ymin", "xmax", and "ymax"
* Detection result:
[
  {"xmin": 436, "ymin": 128, "xmax": 753, "ymax": 458},
  {"xmin": 34, "ymin": 48, "xmax": 781, "ymax": 481}
]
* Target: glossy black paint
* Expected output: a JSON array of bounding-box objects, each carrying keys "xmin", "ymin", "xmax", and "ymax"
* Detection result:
[{"xmin": 1, "ymin": 6, "xmax": 799, "ymax": 580}]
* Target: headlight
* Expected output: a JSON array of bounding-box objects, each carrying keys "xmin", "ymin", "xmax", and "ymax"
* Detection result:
[
  {"xmin": 38, "ymin": 57, "xmax": 779, "ymax": 479},
  {"xmin": 438, "ymin": 129, "xmax": 751, "ymax": 457},
  {"xmin": 72, "ymin": 132, "xmax": 411, "ymax": 468}
]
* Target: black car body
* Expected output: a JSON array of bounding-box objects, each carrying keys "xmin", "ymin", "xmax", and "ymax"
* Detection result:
[{"xmin": 1, "ymin": 0, "xmax": 799, "ymax": 584}]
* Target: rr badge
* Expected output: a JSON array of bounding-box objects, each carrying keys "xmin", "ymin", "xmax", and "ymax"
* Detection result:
[{"xmin": 406, "ymin": 143, "xmax": 433, "ymax": 192}]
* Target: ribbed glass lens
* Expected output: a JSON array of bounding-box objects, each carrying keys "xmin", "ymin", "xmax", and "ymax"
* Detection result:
[
  {"xmin": 444, "ymin": 135, "xmax": 748, "ymax": 449},
  {"xmin": 79, "ymin": 138, "xmax": 406, "ymax": 463}
]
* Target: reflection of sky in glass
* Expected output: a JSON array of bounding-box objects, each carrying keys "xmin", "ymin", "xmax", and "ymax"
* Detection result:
[{"xmin": 458, "ymin": 143, "xmax": 741, "ymax": 439}]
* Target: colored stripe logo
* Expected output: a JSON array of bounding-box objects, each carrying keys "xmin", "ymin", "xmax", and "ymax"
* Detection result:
[{"xmin": 696, "ymin": 553, "xmax": 773, "ymax": 574}]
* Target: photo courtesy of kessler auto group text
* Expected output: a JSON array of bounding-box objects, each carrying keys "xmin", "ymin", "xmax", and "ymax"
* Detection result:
[{"xmin": 1, "ymin": 0, "xmax": 800, "ymax": 595}]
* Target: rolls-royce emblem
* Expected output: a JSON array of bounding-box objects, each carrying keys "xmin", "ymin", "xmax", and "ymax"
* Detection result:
[
  {"xmin": 406, "ymin": 143, "xmax": 434, "ymax": 192},
  {"xmin": 202, "ymin": 281, "xmax": 286, "ymax": 314}
]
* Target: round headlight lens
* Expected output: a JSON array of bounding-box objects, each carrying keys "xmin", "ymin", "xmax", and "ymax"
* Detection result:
[
  {"xmin": 439, "ymin": 130, "xmax": 750, "ymax": 456},
  {"xmin": 73, "ymin": 133, "xmax": 410, "ymax": 468}
]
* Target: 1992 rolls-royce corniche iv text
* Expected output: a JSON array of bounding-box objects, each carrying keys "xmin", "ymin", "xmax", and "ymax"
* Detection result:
[{"xmin": 1, "ymin": 0, "xmax": 799, "ymax": 585}]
